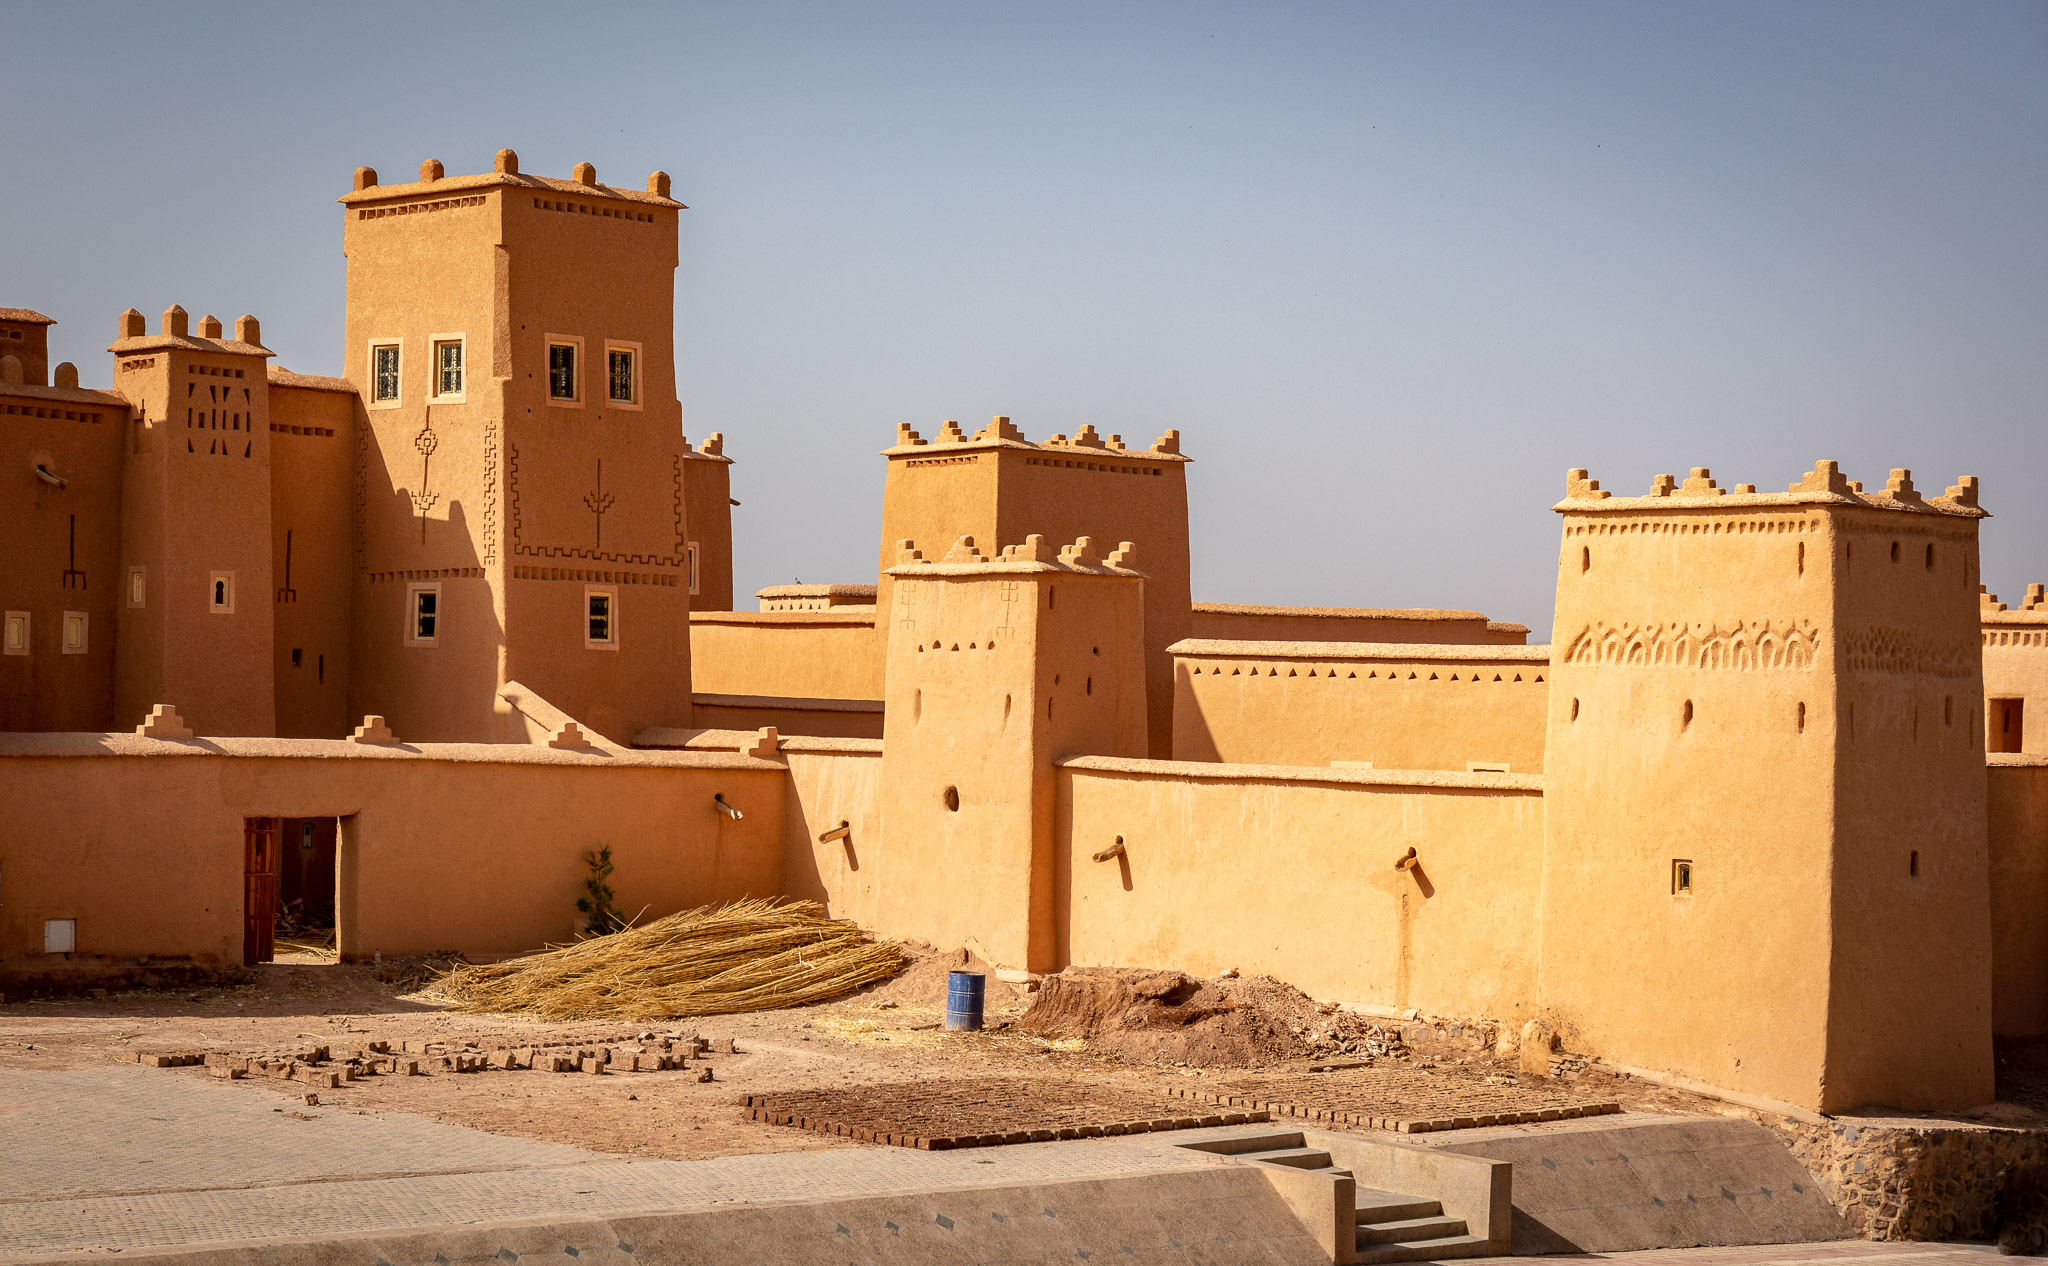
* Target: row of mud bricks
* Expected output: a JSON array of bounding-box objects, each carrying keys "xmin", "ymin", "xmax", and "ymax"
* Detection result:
[
  {"xmin": 129, "ymin": 1033, "xmax": 741, "ymax": 1086},
  {"xmin": 1768, "ymin": 1115, "xmax": 2048, "ymax": 1242}
]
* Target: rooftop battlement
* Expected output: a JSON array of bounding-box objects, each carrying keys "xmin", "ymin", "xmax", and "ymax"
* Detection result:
[
  {"xmin": 108, "ymin": 305, "xmax": 271, "ymax": 359},
  {"xmin": 1557, "ymin": 461, "xmax": 1985, "ymax": 517},
  {"xmin": 339, "ymin": 149, "xmax": 684, "ymax": 210},
  {"xmin": 1982, "ymin": 583, "xmax": 2048, "ymax": 623},
  {"xmin": 887, "ymin": 417, "xmax": 1188, "ymax": 462}
]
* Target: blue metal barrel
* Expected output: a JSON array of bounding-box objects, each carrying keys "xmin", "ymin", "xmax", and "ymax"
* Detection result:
[{"xmin": 944, "ymin": 970, "xmax": 986, "ymax": 1031}]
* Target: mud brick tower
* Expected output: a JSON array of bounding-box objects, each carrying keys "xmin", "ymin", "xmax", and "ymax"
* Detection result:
[
  {"xmin": 877, "ymin": 534, "xmax": 1148, "ymax": 971},
  {"xmin": 1541, "ymin": 462, "xmax": 1995, "ymax": 1113},
  {"xmin": 111, "ymin": 307, "xmax": 277, "ymax": 737},
  {"xmin": 339, "ymin": 151, "xmax": 693, "ymax": 742},
  {"xmin": 878, "ymin": 419, "xmax": 1190, "ymax": 757}
]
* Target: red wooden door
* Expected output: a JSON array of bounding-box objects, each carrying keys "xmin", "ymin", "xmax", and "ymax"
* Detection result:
[{"xmin": 243, "ymin": 817, "xmax": 279, "ymax": 964}]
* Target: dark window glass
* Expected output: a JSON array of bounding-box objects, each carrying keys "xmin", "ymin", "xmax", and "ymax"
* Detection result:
[
  {"xmin": 549, "ymin": 343, "xmax": 576, "ymax": 399},
  {"xmin": 608, "ymin": 349, "xmax": 634, "ymax": 402},
  {"xmin": 373, "ymin": 345, "xmax": 400, "ymax": 402},
  {"xmin": 588, "ymin": 593, "xmax": 612, "ymax": 642},
  {"xmin": 415, "ymin": 590, "xmax": 437, "ymax": 640}
]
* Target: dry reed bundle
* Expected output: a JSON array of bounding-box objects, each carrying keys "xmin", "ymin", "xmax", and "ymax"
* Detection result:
[{"xmin": 429, "ymin": 898, "xmax": 904, "ymax": 1021}]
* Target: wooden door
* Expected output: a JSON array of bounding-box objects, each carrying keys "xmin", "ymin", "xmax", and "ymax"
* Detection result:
[{"xmin": 243, "ymin": 817, "xmax": 279, "ymax": 964}]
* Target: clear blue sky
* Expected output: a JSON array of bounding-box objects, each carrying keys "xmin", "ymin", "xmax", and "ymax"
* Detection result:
[{"xmin": 4, "ymin": 2, "xmax": 2044, "ymax": 636}]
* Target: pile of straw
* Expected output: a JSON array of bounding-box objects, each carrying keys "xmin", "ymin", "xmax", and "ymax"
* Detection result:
[{"xmin": 429, "ymin": 898, "xmax": 904, "ymax": 1021}]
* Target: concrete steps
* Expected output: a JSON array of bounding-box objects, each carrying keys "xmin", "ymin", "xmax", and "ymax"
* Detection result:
[{"xmin": 1355, "ymin": 1187, "xmax": 1483, "ymax": 1262}]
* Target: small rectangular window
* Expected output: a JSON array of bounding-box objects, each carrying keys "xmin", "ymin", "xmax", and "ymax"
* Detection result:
[
  {"xmin": 687, "ymin": 543, "xmax": 700, "ymax": 596},
  {"xmin": 128, "ymin": 566, "xmax": 146, "ymax": 608},
  {"xmin": 434, "ymin": 340, "xmax": 464, "ymax": 396},
  {"xmin": 587, "ymin": 589, "xmax": 616, "ymax": 647},
  {"xmin": 209, "ymin": 571, "xmax": 235, "ymax": 614},
  {"xmin": 1992, "ymin": 698, "xmax": 2025, "ymax": 753},
  {"xmin": 44, "ymin": 918, "xmax": 76, "ymax": 954},
  {"xmin": 548, "ymin": 342, "xmax": 577, "ymax": 400},
  {"xmin": 61, "ymin": 611, "xmax": 87, "ymax": 655},
  {"xmin": 608, "ymin": 348, "xmax": 635, "ymax": 403},
  {"xmin": 409, "ymin": 585, "xmax": 439, "ymax": 644},
  {"xmin": 372, "ymin": 344, "xmax": 401, "ymax": 402},
  {"xmin": 3, "ymin": 611, "xmax": 27, "ymax": 655},
  {"xmin": 1672, "ymin": 859, "xmax": 1694, "ymax": 896}
]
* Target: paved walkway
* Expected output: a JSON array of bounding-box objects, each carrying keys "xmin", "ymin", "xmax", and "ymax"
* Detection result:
[
  {"xmin": 1491, "ymin": 1244, "xmax": 2001, "ymax": 1266},
  {"xmin": 0, "ymin": 1065, "xmax": 1238, "ymax": 1257}
]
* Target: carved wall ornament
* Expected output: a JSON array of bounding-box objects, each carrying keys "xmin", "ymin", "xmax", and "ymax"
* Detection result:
[
  {"xmin": 1563, "ymin": 618, "xmax": 1824, "ymax": 671},
  {"xmin": 1841, "ymin": 626, "xmax": 1977, "ymax": 679}
]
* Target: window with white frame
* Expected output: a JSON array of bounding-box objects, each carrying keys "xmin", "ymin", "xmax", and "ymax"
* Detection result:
[
  {"xmin": 3, "ymin": 611, "xmax": 27, "ymax": 656},
  {"xmin": 586, "ymin": 588, "xmax": 616, "ymax": 649},
  {"xmin": 61, "ymin": 611, "xmax": 87, "ymax": 655},
  {"xmin": 128, "ymin": 566, "xmax": 146, "ymax": 608},
  {"xmin": 370, "ymin": 343, "xmax": 401, "ymax": 404},
  {"xmin": 546, "ymin": 337, "xmax": 581, "ymax": 403},
  {"xmin": 407, "ymin": 583, "xmax": 440, "ymax": 645},
  {"xmin": 209, "ymin": 572, "xmax": 236, "ymax": 614},
  {"xmin": 607, "ymin": 344, "xmax": 638, "ymax": 404},
  {"xmin": 433, "ymin": 338, "xmax": 464, "ymax": 397}
]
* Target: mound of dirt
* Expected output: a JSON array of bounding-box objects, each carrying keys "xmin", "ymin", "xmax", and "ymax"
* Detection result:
[
  {"xmin": 1015, "ymin": 967, "xmax": 1407, "ymax": 1069},
  {"xmin": 849, "ymin": 945, "xmax": 1025, "ymax": 1012}
]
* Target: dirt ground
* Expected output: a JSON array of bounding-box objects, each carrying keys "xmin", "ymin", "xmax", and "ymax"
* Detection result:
[{"xmin": 5, "ymin": 949, "xmax": 2043, "ymax": 1162}]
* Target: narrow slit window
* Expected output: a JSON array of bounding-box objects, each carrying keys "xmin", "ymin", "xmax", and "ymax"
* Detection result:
[
  {"xmin": 61, "ymin": 612, "xmax": 87, "ymax": 654},
  {"xmin": 1672, "ymin": 859, "xmax": 1693, "ymax": 895}
]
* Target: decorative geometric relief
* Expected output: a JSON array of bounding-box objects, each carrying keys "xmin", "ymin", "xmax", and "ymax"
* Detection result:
[
  {"xmin": 506, "ymin": 442, "xmax": 688, "ymax": 567},
  {"xmin": 1841, "ymin": 627, "xmax": 1976, "ymax": 678},
  {"xmin": 481, "ymin": 415, "xmax": 498, "ymax": 565},
  {"xmin": 1563, "ymin": 618, "xmax": 1823, "ymax": 671}
]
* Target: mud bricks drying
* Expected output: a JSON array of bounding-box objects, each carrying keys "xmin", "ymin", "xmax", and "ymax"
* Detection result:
[
  {"xmin": 126, "ymin": 1029, "xmax": 733, "ymax": 1085},
  {"xmin": 1168, "ymin": 1068, "xmax": 1621, "ymax": 1133},
  {"xmin": 747, "ymin": 1076, "xmax": 1271, "ymax": 1150}
]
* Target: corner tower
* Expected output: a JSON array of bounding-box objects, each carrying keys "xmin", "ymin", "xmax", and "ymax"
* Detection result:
[
  {"xmin": 1540, "ymin": 462, "xmax": 1994, "ymax": 1114},
  {"xmin": 877, "ymin": 419, "xmax": 1190, "ymax": 757},
  {"xmin": 111, "ymin": 307, "xmax": 277, "ymax": 736},
  {"xmin": 339, "ymin": 151, "xmax": 692, "ymax": 741},
  {"xmin": 876, "ymin": 533, "xmax": 1148, "ymax": 972}
]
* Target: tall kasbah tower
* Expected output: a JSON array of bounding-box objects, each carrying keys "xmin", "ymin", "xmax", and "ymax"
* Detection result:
[
  {"xmin": 876, "ymin": 534, "xmax": 1148, "ymax": 972},
  {"xmin": 110, "ymin": 306, "xmax": 277, "ymax": 736},
  {"xmin": 1539, "ymin": 462, "xmax": 1995, "ymax": 1115},
  {"xmin": 877, "ymin": 419, "xmax": 1189, "ymax": 756},
  {"xmin": 680, "ymin": 432, "xmax": 734, "ymax": 611},
  {"xmin": 339, "ymin": 151, "xmax": 693, "ymax": 742}
]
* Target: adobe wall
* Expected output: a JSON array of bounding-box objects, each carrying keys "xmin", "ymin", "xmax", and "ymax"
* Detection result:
[
  {"xmin": 0, "ymin": 732, "xmax": 785, "ymax": 975},
  {"xmin": 1188, "ymin": 603, "xmax": 1526, "ymax": 647},
  {"xmin": 777, "ymin": 741, "xmax": 887, "ymax": 922},
  {"xmin": 1824, "ymin": 492, "xmax": 1994, "ymax": 1111},
  {"xmin": 0, "ymin": 381, "xmax": 127, "ymax": 730},
  {"xmin": 1057, "ymin": 758, "xmax": 1545, "ymax": 1020},
  {"xmin": 1170, "ymin": 639, "xmax": 1549, "ymax": 772},
  {"xmin": 1986, "ymin": 757, "xmax": 2048, "ymax": 1039},
  {"xmin": 268, "ymin": 376, "xmax": 358, "ymax": 738},
  {"xmin": 689, "ymin": 612, "xmax": 885, "ymax": 699},
  {"xmin": 692, "ymin": 694, "xmax": 883, "ymax": 739}
]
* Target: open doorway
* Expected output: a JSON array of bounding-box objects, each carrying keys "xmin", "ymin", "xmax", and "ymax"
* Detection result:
[{"xmin": 243, "ymin": 816, "xmax": 343, "ymax": 965}]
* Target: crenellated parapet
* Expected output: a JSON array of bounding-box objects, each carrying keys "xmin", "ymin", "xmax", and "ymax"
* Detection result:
[
  {"xmin": 1556, "ymin": 460, "xmax": 1986, "ymax": 518},
  {"xmin": 883, "ymin": 416, "xmax": 1190, "ymax": 464}
]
